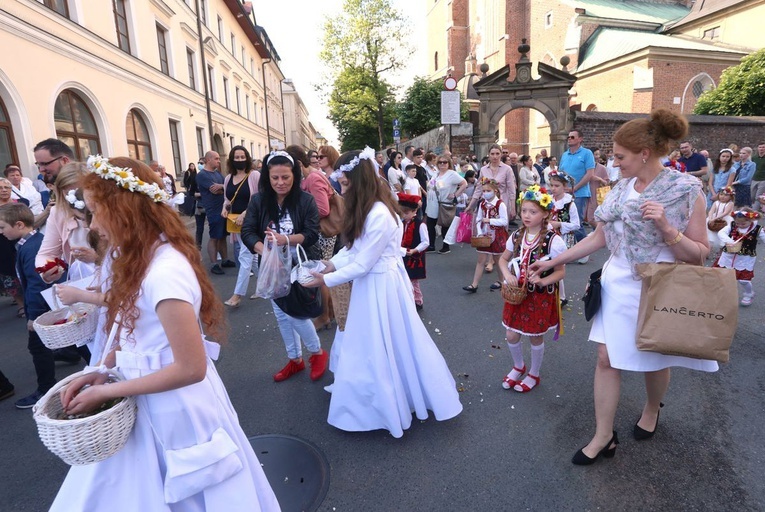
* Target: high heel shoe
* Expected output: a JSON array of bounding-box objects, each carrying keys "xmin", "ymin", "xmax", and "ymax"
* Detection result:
[
  {"xmin": 571, "ymin": 431, "xmax": 619, "ymax": 465},
  {"xmin": 634, "ymin": 402, "xmax": 664, "ymax": 441}
]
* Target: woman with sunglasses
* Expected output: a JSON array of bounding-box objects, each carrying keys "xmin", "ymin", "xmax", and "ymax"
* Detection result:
[
  {"xmin": 424, "ymin": 156, "xmax": 467, "ymax": 254},
  {"xmin": 317, "ymin": 145, "xmax": 341, "ymax": 194}
]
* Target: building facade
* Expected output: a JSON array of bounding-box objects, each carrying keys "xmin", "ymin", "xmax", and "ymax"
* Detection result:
[
  {"xmin": 282, "ymin": 78, "xmax": 315, "ymax": 151},
  {"xmin": 0, "ymin": 0, "xmax": 293, "ymax": 177}
]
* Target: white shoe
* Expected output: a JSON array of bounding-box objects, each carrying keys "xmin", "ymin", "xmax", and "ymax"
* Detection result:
[
  {"xmin": 577, "ymin": 256, "xmax": 589, "ymax": 264},
  {"xmin": 323, "ymin": 384, "xmax": 334, "ymax": 393},
  {"xmin": 741, "ymin": 295, "xmax": 753, "ymax": 306}
]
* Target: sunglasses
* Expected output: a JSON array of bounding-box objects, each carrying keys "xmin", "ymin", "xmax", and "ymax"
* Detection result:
[
  {"xmin": 318, "ymin": 155, "xmax": 327, "ymax": 159},
  {"xmin": 437, "ymin": 161, "xmax": 449, "ymax": 164},
  {"xmin": 567, "ymin": 135, "xmax": 577, "ymax": 139}
]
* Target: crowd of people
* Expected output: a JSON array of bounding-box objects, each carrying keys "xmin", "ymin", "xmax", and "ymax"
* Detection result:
[{"xmin": 0, "ymin": 108, "xmax": 761, "ymax": 507}]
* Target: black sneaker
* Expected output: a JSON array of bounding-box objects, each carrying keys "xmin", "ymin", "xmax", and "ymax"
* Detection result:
[
  {"xmin": 426, "ymin": 247, "xmax": 436, "ymax": 253},
  {"xmin": 221, "ymin": 259, "xmax": 237, "ymax": 268},
  {"xmin": 0, "ymin": 385, "xmax": 15, "ymax": 401},
  {"xmin": 210, "ymin": 264, "xmax": 224, "ymax": 275},
  {"xmin": 15, "ymin": 390, "xmax": 44, "ymax": 409},
  {"xmin": 438, "ymin": 247, "xmax": 451, "ymax": 254}
]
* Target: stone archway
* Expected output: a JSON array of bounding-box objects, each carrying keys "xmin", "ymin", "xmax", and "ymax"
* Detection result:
[{"xmin": 473, "ymin": 42, "xmax": 577, "ymax": 159}]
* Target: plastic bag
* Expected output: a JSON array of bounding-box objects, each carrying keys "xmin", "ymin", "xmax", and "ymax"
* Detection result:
[
  {"xmin": 456, "ymin": 212, "xmax": 473, "ymax": 243},
  {"xmin": 254, "ymin": 233, "xmax": 292, "ymax": 300},
  {"xmin": 443, "ymin": 215, "xmax": 461, "ymax": 245}
]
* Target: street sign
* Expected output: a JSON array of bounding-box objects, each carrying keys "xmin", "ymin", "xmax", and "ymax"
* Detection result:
[
  {"xmin": 393, "ymin": 128, "xmax": 401, "ymax": 143},
  {"xmin": 393, "ymin": 118, "xmax": 400, "ymax": 128},
  {"xmin": 441, "ymin": 90, "xmax": 461, "ymax": 125},
  {"xmin": 444, "ymin": 76, "xmax": 458, "ymax": 91}
]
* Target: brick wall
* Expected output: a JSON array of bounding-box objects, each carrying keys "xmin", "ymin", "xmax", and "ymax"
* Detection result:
[
  {"xmin": 571, "ymin": 111, "xmax": 765, "ymax": 158},
  {"xmin": 649, "ymin": 58, "xmax": 732, "ymax": 113}
]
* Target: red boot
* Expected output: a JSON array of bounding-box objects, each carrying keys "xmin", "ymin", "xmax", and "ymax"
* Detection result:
[
  {"xmin": 309, "ymin": 351, "xmax": 329, "ymax": 381},
  {"xmin": 273, "ymin": 359, "xmax": 305, "ymax": 382}
]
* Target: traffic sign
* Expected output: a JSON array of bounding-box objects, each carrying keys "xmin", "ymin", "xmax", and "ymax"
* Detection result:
[
  {"xmin": 393, "ymin": 118, "xmax": 400, "ymax": 128},
  {"xmin": 441, "ymin": 90, "xmax": 461, "ymax": 125},
  {"xmin": 444, "ymin": 76, "xmax": 457, "ymax": 91}
]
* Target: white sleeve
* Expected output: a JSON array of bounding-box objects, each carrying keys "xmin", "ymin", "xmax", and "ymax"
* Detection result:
[
  {"xmin": 330, "ymin": 245, "xmax": 353, "ymax": 269},
  {"xmin": 143, "ymin": 249, "xmax": 200, "ymax": 309},
  {"xmin": 758, "ymin": 228, "xmax": 765, "ymax": 244},
  {"xmin": 325, "ymin": 209, "xmax": 397, "ymax": 287},
  {"xmin": 489, "ymin": 201, "xmax": 508, "ymax": 226},
  {"xmin": 548, "ymin": 234, "xmax": 568, "ymax": 259},
  {"xmin": 717, "ymin": 225, "xmax": 734, "ymax": 244},
  {"xmin": 415, "ymin": 223, "xmax": 430, "ymax": 252},
  {"xmin": 560, "ymin": 202, "xmax": 580, "ymax": 234}
]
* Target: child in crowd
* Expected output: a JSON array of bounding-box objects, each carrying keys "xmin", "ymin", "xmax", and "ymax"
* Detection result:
[
  {"xmin": 398, "ymin": 193, "xmax": 429, "ymax": 311},
  {"xmin": 0, "ymin": 203, "xmax": 88, "ymax": 409},
  {"xmin": 706, "ymin": 186, "xmax": 735, "ymax": 257},
  {"xmin": 714, "ymin": 207, "xmax": 765, "ymax": 306},
  {"xmin": 547, "ymin": 171, "xmax": 580, "ymax": 305},
  {"xmin": 457, "ymin": 170, "xmax": 476, "ymax": 216},
  {"xmin": 403, "ymin": 164, "xmax": 424, "ymax": 197},
  {"xmin": 498, "ymin": 185, "xmax": 566, "ymax": 393},
  {"xmin": 463, "ymin": 179, "xmax": 508, "ymax": 293}
]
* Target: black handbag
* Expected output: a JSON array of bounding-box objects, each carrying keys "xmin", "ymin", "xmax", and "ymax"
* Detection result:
[
  {"xmin": 582, "ymin": 268, "xmax": 602, "ymax": 321},
  {"xmin": 274, "ymin": 282, "xmax": 322, "ymax": 319}
]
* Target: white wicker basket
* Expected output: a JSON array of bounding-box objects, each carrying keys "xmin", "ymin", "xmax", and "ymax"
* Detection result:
[
  {"xmin": 33, "ymin": 302, "xmax": 98, "ymax": 350},
  {"xmin": 32, "ymin": 369, "xmax": 137, "ymax": 465}
]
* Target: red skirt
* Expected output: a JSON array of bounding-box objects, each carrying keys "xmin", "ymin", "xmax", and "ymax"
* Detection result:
[
  {"xmin": 477, "ymin": 228, "xmax": 509, "ymax": 255},
  {"xmin": 502, "ymin": 288, "xmax": 559, "ymax": 336}
]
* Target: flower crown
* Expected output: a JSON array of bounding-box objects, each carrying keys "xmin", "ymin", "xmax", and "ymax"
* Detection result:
[
  {"xmin": 330, "ymin": 146, "xmax": 376, "ymax": 181},
  {"xmin": 547, "ymin": 170, "xmax": 575, "ymax": 187},
  {"xmin": 86, "ymin": 155, "xmax": 169, "ymax": 203},
  {"xmin": 719, "ymin": 186, "xmax": 734, "ymax": 196},
  {"xmin": 519, "ymin": 184, "xmax": 553, "ymax": 210},
  {"xmin": 733, "ymin": 210, "xmax": 760, "ymax": 219},
  {"xmin": 65, "ymin": 189, "xmax": 86, "ymax": 210}
]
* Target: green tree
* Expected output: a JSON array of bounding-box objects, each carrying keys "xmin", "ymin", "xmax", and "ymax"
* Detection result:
[
  {"xmin": 397, "ymin": 77, "xmax": 470, "ymax": 137},
  {"xmin": 328, "ymin": 66, "xmax": 396, "ymax": 151},
  {"xmin": 694, "ymin": 49, "xmax": 765, "ymax": 116},
  {"xmin": 320, "ymin": 0, "xmax": 410, "ymax": 150}
]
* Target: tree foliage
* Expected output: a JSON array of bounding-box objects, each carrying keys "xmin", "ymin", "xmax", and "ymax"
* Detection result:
[
  {"xmin": 320, "ymin": 0, "xmax": 410, "ymax": 150},
  {"xmin": 397, "ymin": 77, "xmax": 470, "ymax": 137},
  {"xmin": 694, "ymin": 49, "xmax": 765, "ymax": 116}
]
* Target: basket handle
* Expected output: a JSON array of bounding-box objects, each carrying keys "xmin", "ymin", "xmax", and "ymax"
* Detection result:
[{"xmin": 295, "ymin": 243, "xmax": 308, "ymax": 268}]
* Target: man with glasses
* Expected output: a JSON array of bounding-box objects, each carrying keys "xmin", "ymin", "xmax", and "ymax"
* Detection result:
[
  {"xmin": 559, "ymin": 130, "xmax": 595, "ymax": 262},
  {"xmin": 678, "ymin": 140, "xmax": 708, "ymax": 178},
  {"xmin": 33, "ymin": 138, "xmax": 73, "ymax": 186}
]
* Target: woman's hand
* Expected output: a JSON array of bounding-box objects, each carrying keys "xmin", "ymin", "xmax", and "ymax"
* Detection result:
[
  {"xmin": 320, "ymin": 260, "xmax": 335, "ymax": 273},
  {"xmin": 639, "ymin": 200, "xmax": 670, "ymax": 231},
  {"xmin": 41, "ymin": 265, "xmax": 65, "ymax": 284},
  {"xmin": 60, "ymin": 372, "xmax": 110, "ymax": 413},
  {"xmin": 55, "ymin": 284, "xmax": 84, "ymax": 305},
  {"xmin": 235, "ymin": 214, "xmax": 244, "ymax": 226},
  {"xmin": 265, "ymin": 229, "xmax": 289, "ymax": 246},
  {"xmin": 303, "ymin": 271, "xmax": 326, "ymax": 288},
  {"xmin": 528, "ymin": 258, "xmax": 555, "ymax": 275},
  {"xmin": 71, "ymin": 246, "xmax": 97, "ymax": 264}
]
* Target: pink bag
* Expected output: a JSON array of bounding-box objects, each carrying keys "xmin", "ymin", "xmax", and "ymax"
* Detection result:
[{"xmin": 456, "ymin": 212, "xmax": 473, "ymax": 244}]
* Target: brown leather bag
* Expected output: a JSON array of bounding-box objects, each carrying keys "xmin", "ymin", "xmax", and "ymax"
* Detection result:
[{"xmin": 319, "ymin": 184, "xmax": 345, "ymax": 238}]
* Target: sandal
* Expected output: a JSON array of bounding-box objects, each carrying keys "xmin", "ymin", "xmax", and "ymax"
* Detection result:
[
  {"xmin": 489, "ymin": 281, "xmax": 502, "ymax": 291},
  {"xmin": 501, "ymin": 365, "xmax": 526, "ymax": 390},
  {"xmin": 514, "ymin": 374, "xmax": 540, "ymax": 393},
  {"xmin": 462, "ymin": 285, "xmax": 478, "ymax": 293},
  {"xmin": 224, "ymin": 296, "xmax": 241, "ymax": 308}
]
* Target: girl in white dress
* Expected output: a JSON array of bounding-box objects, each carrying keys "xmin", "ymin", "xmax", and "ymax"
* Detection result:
[
  {"xmin": 52, "ymin": 156, "xmax": 280, "ymax": 511},
  {"xmin": 305, "ymin": 148, "xmax": 463, "ymax": 438},
  {"xmin": 705, "ymin": 186, "xmax": 734, "ymax": 257},
  {"xmin": 531, "ymin": 110, "xmax": 717, "ymax": 466}
]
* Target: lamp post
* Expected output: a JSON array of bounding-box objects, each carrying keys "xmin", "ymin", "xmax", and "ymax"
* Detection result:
[{"xmin": 194, "ymin": 0, "xmax": 215, "ymax": 150}]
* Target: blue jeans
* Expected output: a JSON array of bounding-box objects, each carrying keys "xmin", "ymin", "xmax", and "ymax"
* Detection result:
[
  {"xmin": 270, "ymin": 301, "xmax": 321, "ymax": 360},
  {"xmin": 573, "ymin": 196, "xmax": 589, "ymax": 243}
]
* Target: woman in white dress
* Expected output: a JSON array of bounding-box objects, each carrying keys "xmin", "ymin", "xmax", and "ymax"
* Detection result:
[
  {"xmin": 305, "ymin": 148, "xmax": 463, "ymax": 438},
  {"xmin": 531, "ymin": 110, "xmax": 717, "ymax": 465},
  {"xmin": 52, "ymin": 156, "xmax": 280, "ymax": 511}
]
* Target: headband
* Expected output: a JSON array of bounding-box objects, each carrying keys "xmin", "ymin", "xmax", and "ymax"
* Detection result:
[
  {"xmin": 718, "ymin": 186, "xmax": 734, "ymax": 196},
  {"xmin": 733, "ymin": 210, "xmax": 760, "ymax": 219},
  {"xmin": 519, "ymin": 184, "xmax": 554, "ymax": 210},
  {"xmin": 719, "ymin": 149, "xmax": 733, "ymax": 155},
  {"xmin": 86, "ymin": 155, "xmax": 169, "ymax": 203},
  {"xmin": 330, "ymin": 146, "xmax": 376, "ymax": 181},
  {"xmin": 268, "ymin": 150, "xmax": 294, "ymax": 165}
]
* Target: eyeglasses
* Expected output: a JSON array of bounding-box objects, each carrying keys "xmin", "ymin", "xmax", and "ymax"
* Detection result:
[
  {"xmin": 317, "ymin": 155, "xmax": 326, "ymax": 159},
  {"xmin": 437, "ymin": 161, "xmax": 449, "ymax": 164},
  {"xmin": 35, "ymin": 156, "xmax": 63, "ymax": 168},
  {"xmin": 567, "ymin": 136, "xmax": 577, "ymax": 140}
]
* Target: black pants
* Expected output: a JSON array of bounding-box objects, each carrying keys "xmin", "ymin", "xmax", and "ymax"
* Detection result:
[
  {"xmin": 195, "ymin": 210, "xmax": 207, "ymax": 248},
  {"xmin": 28, "ymin": 331, "xmax": 91, "ymax": 393},
  {"xmin": 425, "ymin": 216, "xmax": 449, "ymax": 251},
  {"xmin": 0, "ymin": 368, "xmax": 12, "ymax": 390}
]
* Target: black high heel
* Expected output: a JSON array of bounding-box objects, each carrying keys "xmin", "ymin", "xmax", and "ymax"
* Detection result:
[
  {"xmin": 572, "ymin": 431, "xmax": 619, "ymax": 466},
  {"xmin": 634, "ymin": 402, "xmax": 664, "ymax": 441}
]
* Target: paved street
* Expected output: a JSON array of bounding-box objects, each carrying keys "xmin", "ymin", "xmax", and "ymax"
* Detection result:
[{"xmin": 1, "ymin": 232, "xmax": 764, "ymax": 511}]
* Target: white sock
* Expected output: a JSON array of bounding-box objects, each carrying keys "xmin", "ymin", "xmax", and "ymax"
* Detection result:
[
  {"xmin": 559, "ymin": 280, "xmax": 566, "ymax": 300},
  {"xmin": 506, "ymin": 340, "xmax": 525, "ymax": 370},
  {"xmin": 529, "ymin": 343, "xmax": 545, "ymax": 376},
  {"xmin": 739, "ymin": 280, "xmax": 753, "ymax": 297}
]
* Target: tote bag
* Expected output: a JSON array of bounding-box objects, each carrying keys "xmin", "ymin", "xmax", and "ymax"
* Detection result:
[{"xmin": 635, "ymin": 263, "xmax": 738, "ymax": 363}]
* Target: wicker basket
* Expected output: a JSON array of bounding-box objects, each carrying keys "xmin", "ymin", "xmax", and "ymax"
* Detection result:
[
  {"xmin": 727, "ymin": 239, "xmax": 743, "ymax": 254},
  {"xmin": 471, "ymin": 236, "xmax": 492, "ymax": 248},
  {"xmin": 33, "ymin": 369, "xmax": 136, "ymax": 465},
  {"xmin": 329, "ymin": 282, "xmax": 352, "ymax": 332},
  {"xmin": 34, "ymin": 302, "xmax": 98, "ymax": 350},
  {"xmin": 501, "ymin": 282, "xmax": 527, "ymax": 305},
  {"xmin": 707, "ymin": 218, "xmax": 727, "ymax": 232}
]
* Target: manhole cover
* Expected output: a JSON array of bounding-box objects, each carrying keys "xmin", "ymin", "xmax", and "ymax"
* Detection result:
[{"xmin": 249, "ymin": 434, "xmax": 330, "ymax": 512}]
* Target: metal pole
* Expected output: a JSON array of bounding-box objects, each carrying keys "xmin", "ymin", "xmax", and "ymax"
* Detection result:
[
  {"xmin": 449, "ymin": 124, "xmax": 453, "ymax": 154},
  {"xmin": 194, "ymin": 0, "xmax": 214, "ymax": 150}
]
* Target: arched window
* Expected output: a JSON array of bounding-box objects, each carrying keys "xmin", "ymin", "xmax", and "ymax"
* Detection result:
[
  {"xmin": 126, "ymin": 109, "xmax": 152, "ymax": 163},
  {"xmin": 586, "ymin": 104, "xmax": 598, "ymax": 112},
  {"xmin": 54, "ymin": 89, "xmax": 101, "ymax": 160},
  {"xmin": 0, "ymin": 97, "xmax": 19, "ymax": 169}
]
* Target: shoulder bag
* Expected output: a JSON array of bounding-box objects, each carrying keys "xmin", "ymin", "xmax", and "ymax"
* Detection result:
[
  {"xmin": 434, "ymin": 176, "xmax": 456, "ymax": 228},
  {"xmin": 225, "ymin": 176, "xmax": 249, "ymax": 234},
  {"xmin": 582, "ymin": 238, "xmax": 621, "ymax": 321},
  {"xmin": 317, "ymin": 173, "xmax": 345, "ymax": 237}
]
